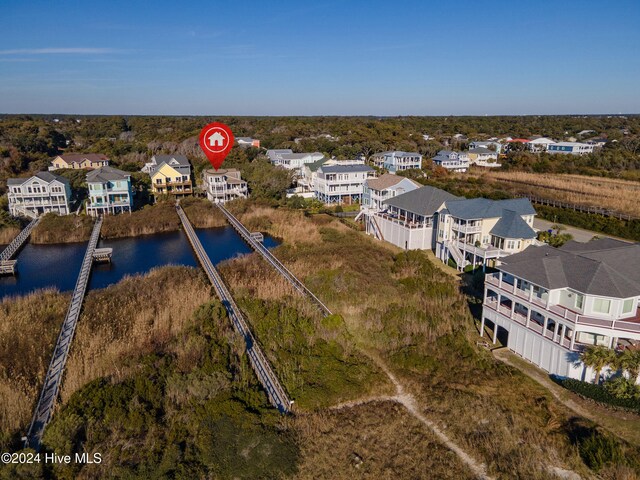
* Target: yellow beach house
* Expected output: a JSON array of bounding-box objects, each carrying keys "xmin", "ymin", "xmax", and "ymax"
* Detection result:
[{"xmin": 144, "ymin": 155, "xmax": 193, "ymax": 197}]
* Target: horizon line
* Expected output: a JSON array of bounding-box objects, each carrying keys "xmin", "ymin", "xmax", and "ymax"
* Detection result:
[{"xmin": 1, "ymin": 112, "xmax": 638, "ymax": 118}]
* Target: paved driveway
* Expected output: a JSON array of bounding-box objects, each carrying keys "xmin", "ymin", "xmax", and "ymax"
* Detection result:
[{"xmin": 533, "ymin": 218, "xmax": 621, "ymax": 243}]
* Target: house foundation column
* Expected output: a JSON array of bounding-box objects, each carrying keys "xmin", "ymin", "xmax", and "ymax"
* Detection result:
[
  {"xmin": 480, "ymin": 317, "xmax": 485, "ymax": 338},
  {"xmin": 492, "ymin": 323, "xmax": 498, "ymax": 344}
]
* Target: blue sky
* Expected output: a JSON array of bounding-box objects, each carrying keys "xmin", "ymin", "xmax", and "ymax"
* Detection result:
[{"xmin": 1, "ymin": 0, "xmax": 639, "ymax": 115}]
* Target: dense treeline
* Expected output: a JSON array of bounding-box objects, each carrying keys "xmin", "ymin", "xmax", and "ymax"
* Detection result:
[{"xmin": 1, "ymin": 114, "xmax": 639, "ymax": 193}]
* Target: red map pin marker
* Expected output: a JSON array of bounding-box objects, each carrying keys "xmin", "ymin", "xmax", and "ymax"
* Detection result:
[{"xmin": 198, "ymin": 122, "xmax": 234, "ymax": 170}]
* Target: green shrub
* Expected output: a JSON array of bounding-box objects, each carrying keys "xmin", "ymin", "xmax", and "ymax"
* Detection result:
[
  {"xmin": 578, "ymin": 431, "xmax": 625, "ymax": 472},
  {"xmin": 603, "ymin": 376, "xmax": 640, "ymax": 400},
  {"xmin": 555, "ymin": 377, "xmax": 640, "ymax": 413}
]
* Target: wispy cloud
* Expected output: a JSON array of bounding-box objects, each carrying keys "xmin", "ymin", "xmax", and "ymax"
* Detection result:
[{"xmin": 0, "ymin": 48, "xmax": 122, "ymax": 55}]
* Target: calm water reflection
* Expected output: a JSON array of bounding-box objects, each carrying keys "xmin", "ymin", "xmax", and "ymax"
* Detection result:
[{"xmin": 0, "ymin": 226, "xmax": 278, "ymax": 299}]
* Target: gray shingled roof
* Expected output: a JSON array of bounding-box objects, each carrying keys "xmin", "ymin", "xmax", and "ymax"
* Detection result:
[
  {"xmin": 559, "ymin": 238, "xmax": 630, "ymax": 253},
  {"xmin": 498, "ymin": 240, "xmax": 640, "ymax": 298},
  {"xmin": 281, "ymin": 152, "xmax": 323, "ymax": 160},
  {"xmin": 320, "ymin": 164, "xmax": 373, "ymax": 174},
  {"xmin": 383, "ymin": 151, "xmax": 421, "ymax": 158},
  {"xmin": 445, "ymin": 197, "xmax": 535, "ymax": 220},
  {"xmin": 86, "ymin": 166, "xmax": 130, "ymax": 183},
  {"xmin": 151, "ymin": 154, "xmax": 190, "ymax": 166},
  {"xmin": 266, "ymin": 149, "xmax": 293, "ymax": 160},
  {"xmin": 383, "ymin": 185, "xmax": 460, "ymax": 216},
  {"xmin": 490, "ymin": 210, "xmax": 536, "ymax": 239},
  {"xmin": 149, "ymin": 154, "xmax": 191, "ymax": 176},
  {"xmin": 366, "ymin": 174, "xmax": 420, "ymax": 191},
  {"xmin": 468, "ymin": 147, "xmax": 495, "ymax": 154},
  {"xmin": 7, "ymin": 171, "xmax": 69, "ymax": 186}
]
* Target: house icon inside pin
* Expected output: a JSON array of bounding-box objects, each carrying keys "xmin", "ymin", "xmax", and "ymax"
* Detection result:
[{"xmin": 208, "ymin": 131, "xmax": 225, "ymax": 147}]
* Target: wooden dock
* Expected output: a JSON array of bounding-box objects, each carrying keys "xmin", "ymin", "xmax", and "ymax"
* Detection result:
[
  {"xmin": 0, "ymin": 217, "xmax": 40, "ymax": 275},
  {"xmin": 25, "ymin": 217, "xmax": 103, "ymax": 451},
  {"xmin": 0, "ymin": 260, "xmax": 17, "ymax": 275},
  {"xmin": 92, "ymin": 247, "xmax": 113, "ymax": 263},
  {"xmin": 176, "ymin": 204, "xmax": 291, "ymax": 413},
  {"xmin": 216, "ymin": 204, "xmax": 333, "ymax": 317}
]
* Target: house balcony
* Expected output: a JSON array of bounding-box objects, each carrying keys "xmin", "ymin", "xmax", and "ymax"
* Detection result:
[
  {"xmin": 484, "ymin": 298, "xmax": 575, "ymax": 350},
  {"xmin": 485, "ymin": 274, "xmax": 640, "ymax": 336},
  {"xmin": 376, "ymin": 212, "xmax": 431, "ymax": 230},
  {"xmin": 10, "ymin": 199, "xmax": 68, "ymax": 207},
  {"xmin": 451, "ymin": 222, "xmax": 482, "ymax": 234},
  {"xmin": 154, "ymin": 185, "xmax": 193, "ymax": 195},
  {"xmin": 453, "ymin": 240, "xmax": 506, "ymax": 259},
  {"xmin": 87, "ymin": 200, "xmax": 131, "ymax": 208}
]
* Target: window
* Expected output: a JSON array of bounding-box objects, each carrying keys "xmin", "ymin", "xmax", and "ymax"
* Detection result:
[
  {"xmin": 593, "ymin": 298, "xmax": 611, "ymax": 314},
  {"xmin": 575, "ymin": 294, "xmax": 584, "ymax": 310},
  {"xmin": 622, "ymin": 298, "xmax": 634, "ymax": 314}
]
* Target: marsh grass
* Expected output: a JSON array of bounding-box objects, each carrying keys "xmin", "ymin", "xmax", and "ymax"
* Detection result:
[
  {"xmin": 60, "ymin": 266, "xmax": 211, "ymax": 402},
  {"xmin": 0, "ymin": 289, "xmax": 69, "ymax": 448},
  {"xmin": 230, "ymin": 202, "xmax": 640, "ymax": 479},
  {"xmin": 180, "ymin": 196, "xmax": 227, "ymax": 228},
  {"xmin": 482, "ymin": 171, "xmax": 640, "ymax": 216},
  {"xmin": 31, "ymin": 214, "xmax": 94, "ymax": 244},
  {"xmin": 101, "ymin": 201, "xmax": 180, "ymax": 238},
  {"xmin": 30, "ymin": 198, "xmax": 228, "ymax": 244},
  {"xmin": 0, "ymin": 227, "xmax": 19, "ymax": 245}
]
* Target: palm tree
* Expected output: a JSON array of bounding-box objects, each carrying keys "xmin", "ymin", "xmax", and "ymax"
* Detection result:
[
  {"xmin": 616, "ymin": 349, "xmax": 640, "ymax": 382},
  {"xmin": 580, "ymin": 345, "xmax": 616, "ymax": 385}
]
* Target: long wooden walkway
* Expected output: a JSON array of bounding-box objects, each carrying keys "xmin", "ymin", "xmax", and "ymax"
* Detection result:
[
  {"xmin": 25, "ymin": 217, "xmax": 103, "ymax": 450},
  {"xmin": 176, "ymin": 205, "xmax": 291, "ymax": 413},
  {"xmin": 216, "ymin": 204, "xmax": 333, "ymax": 317},
  {"xmin": 0, "ymin": 217, "xmax": 40, "ymax": 262}
]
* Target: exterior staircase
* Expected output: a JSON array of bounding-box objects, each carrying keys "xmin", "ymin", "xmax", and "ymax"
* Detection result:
[
  {"xmin": 445, "ymin": 241, "xmax": 467, "ymax": 270},
  {"xmin": 12, "ymin": 204, "xmax": 38, "ymax": 220},
  {"xmin": 367, "ymin": 214, "xmax": 383, "ymax": 241}
]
